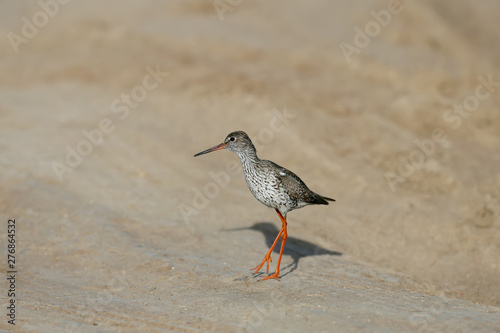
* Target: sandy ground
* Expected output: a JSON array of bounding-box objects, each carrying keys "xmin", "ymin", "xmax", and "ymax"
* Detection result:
[{"xmin": 1, "ymin": 0, "xmax": 500, "ymax": 331}]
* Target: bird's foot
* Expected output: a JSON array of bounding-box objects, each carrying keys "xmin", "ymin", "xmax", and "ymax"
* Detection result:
[
  {"xmin": 258, "ymin": 271, "xmax": 280, "ymax": 281},
  {"xmin": 251, "ymin": 255, "xmax": 272, "ymax": 274}
]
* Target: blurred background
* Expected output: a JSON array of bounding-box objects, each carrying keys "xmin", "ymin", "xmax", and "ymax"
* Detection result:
[{"xmin": 1, "ymin": 0, "xmax": 499, "ymax": 331}]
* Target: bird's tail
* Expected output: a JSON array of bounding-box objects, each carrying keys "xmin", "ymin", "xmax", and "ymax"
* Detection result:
[
  {"xmin": 310, "ymin": 193, "xmax": 336, "ymax": 205},
  {"xmin": 322, "ymin": 196, "xmax": 336, "ymax": 202}
]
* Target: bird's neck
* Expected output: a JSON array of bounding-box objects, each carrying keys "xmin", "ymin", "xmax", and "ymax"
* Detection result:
[{"xmin": 236, "ymin": 150, "xmax": 259, "ymax": 170}]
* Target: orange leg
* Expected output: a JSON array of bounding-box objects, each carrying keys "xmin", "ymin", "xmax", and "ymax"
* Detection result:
[
  {"xmin": 252, "ymin": 209, "xmax": 288, "ymax": 281},
  {"xmin": 251, "ymin": 225, "xmax": 283, "ymax": 274}
]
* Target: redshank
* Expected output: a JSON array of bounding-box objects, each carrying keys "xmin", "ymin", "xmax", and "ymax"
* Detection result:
[{"xmin": 194, "ymin": 131, "xmax": 335, "ymax": 281}]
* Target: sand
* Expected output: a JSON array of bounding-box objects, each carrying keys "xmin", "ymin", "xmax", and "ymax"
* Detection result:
[{"xmin": 0, "ymin": 0, "xmax": 499, "ymax": 331}]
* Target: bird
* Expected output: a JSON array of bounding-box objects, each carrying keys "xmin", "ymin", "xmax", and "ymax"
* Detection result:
[{"xmin": 194, "ymin": 131, "xmax": 335, "ymax": 281}]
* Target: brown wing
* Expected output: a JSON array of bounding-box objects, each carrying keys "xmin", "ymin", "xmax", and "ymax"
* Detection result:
[{"xmin": 264, "ymin": 160, "xmax": 335, "ymax": 205}]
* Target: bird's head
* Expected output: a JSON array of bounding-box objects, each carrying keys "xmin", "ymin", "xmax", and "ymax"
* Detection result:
[{"xmin": 194, "ymin": 131, "xmax": 256, "ymax": 157}]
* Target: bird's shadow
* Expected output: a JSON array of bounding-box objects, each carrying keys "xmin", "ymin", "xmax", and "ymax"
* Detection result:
[{"xmin": 223, "ymin": 222, "xmax": 342, "ymax": 278}]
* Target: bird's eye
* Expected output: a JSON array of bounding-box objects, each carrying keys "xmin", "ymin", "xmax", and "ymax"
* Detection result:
[{"xmin": 230, "ymin": 137, "xmax": 235, "ymax": 142}]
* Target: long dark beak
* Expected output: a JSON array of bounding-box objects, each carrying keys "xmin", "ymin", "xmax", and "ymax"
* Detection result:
[{"xmin": 194, "ymin": 143, "xmax": 226, "ymax": 157}]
